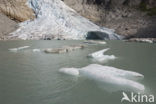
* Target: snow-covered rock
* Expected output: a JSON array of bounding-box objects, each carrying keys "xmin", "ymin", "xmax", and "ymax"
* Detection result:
[{"xmin": 10, "ymin": 0, "xmax": 121, "ymax": 40}]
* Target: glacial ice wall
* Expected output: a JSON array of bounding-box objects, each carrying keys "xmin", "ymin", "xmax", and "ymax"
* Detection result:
[{"xmin": 10, "ymin": 0, "xmax": 121, "ymax": 40}]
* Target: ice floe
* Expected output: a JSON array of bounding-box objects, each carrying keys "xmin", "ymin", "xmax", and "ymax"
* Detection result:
[
  {"xmin": 9, "ymin": 46, "xmax": 30, "ymax": 52},
  {"xmin": 80, "ymin": 64, "xmax": 144, "ymax": 81},
  {"xmin": 10, "ymin": 0, "xmax": 121, "ymax": 40},
  {"xmin": 59, "ymin": 68, "xmax": 79, "ymax": 76},
  {"xmin": 32, "ymin": 49, "xmax": 41, "ymax": 52},
  {"xmin": 88, "ymin": 48, "xmax": 116, "ymax": 63},
  {"xmin": 84, "ymin": 40, "xmax": 107, "ymax": 45},
  {"xmin": 59, "ymin": 64, "xmax": 145, "ymax": 92}
]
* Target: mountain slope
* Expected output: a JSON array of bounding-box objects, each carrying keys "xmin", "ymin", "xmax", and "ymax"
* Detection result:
[{"xmin": 10, "ymin": 0, "xmax": 120, "ymax": 40}]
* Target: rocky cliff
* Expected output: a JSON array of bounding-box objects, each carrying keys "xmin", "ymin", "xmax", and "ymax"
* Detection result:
[{"xmin": 63, "ymin": 0, "xmax": 156, "ymax": 38}]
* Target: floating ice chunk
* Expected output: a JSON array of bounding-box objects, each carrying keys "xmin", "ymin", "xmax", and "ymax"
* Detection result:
[
  {"xmin": 80, "ymin": 64, "xmax": 144, "ymax": 81},
  {"xmin": 33, "ymin": 49, "xmax": 41, "ymax": 52},
  {"xmin": 94, "ymin": 75, "xmax": 145, "ymax": 92},
  {"xmin": 88, "ymin": 48, "xmax": 109, "ymax": 58},
  {"xmin": 9, "ymin": 46, "xmax": 30, "ymax": 52},
  {"xmin": 79, "ymin": 64, "xmax": 145, "ymax": 92},
  {"xmin": 17, "ymin": 46, "xmax": 30, "ymax": 50},
  {"xmin": 59, "ymin": 64, "xmax": 145, "ymax": 92},
  {"xmin": 59, "ymin": 68, "xmax": 79, "ymax": 76},
  {"xmin": 88, "ymin": 48, "xmax": 116, "ymax": 63}
]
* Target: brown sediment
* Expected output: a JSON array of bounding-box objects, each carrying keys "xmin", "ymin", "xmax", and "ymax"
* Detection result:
[{"xmin": 44, "ymin": 45, "xmax": 85, "ymax": 54}]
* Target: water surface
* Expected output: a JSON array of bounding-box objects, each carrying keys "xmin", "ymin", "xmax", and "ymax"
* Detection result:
[{"xmin": 0, "ymin": 40, "xmax": 156, "ymax": 104}]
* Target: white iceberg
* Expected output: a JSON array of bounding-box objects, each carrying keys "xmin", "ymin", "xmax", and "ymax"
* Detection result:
[
  {"xmin": 59, "ymin": 64, "xmax": 145, "ymax": 92},
  {"xmin": 32, "ymin": 49, "xmax": 41, "ymax": 52},
  {"xmin": 9, "ymin": 46, "xmax": 30, "ymax": 52},
  {"xmin": 80, "ymin": 64, "xmax": 144, "ymax": 80},
  {"xmin": 88, "ymin": 48, "xmax": 116, "ymax": 63},
  {"xmin": 59, "ymin": 68, "xmax": 79, "ymax": 76},
  {"xmin": 10, "ymin": 0, "xmax": 121, "ymax": 40}
]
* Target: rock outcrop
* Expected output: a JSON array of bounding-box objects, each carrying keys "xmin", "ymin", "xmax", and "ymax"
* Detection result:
[
  {"xmin": 0, "ymin": 13, "xmax": 17, "ymax": 40},
  {"xmin": 0, "ymin": 0, "xmax": 35, "ymax": 22},
  {"xmin": 63, "ymin": 0, "xmax": 156, "ymax": 38}
]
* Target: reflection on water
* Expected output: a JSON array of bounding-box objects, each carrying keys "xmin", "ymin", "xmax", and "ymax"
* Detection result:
[{"xmin": 0, "ymin": 40, "xmax": 156, "ymax": 104}]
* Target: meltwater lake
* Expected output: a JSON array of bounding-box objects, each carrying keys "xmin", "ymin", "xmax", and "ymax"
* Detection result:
[{"xmin": 0, "ymin": 40, "xmax": 156, "ymax": 104}]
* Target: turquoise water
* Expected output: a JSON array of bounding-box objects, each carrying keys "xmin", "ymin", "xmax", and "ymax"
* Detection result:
[{"xmin": 0, "ymin": 40, "xmax": 155, "ymax": 104}]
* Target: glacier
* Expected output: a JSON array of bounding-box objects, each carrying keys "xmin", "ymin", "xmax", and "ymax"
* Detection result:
[{"xmin": 10, "ymin": 0, "xmax": 121, "ymax": 40}]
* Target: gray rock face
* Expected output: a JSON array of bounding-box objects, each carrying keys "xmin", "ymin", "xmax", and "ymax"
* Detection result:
[
  {"xmin": 63, "ymin": 0, "xmax": 156, "ymax": 38},
  {"xmin": 111, "ymin": 0, "xmax": 142, "ymax": 6},
  {"xmin": 63, "ymin": 0, "xmax": 143, "ymax": 22},
  {"xmin": 0, "ymin": 13, "xmax": 17, "ymax": 40}
]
